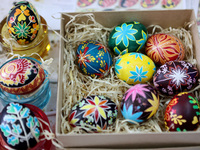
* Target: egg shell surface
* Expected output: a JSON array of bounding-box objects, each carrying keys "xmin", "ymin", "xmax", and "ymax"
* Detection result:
[
  {"xmin": 0, "ymin": 102, "xmax": 40, "ymax": 149},
  {"xmin": 0, "ymin": 58, "xmax": 45, "ymax": 95},
  {"xmin": 69, "ymin": 95, "xmax": 118, "ymax": 133},
  {"xmin": 77, "ymin": 40, "xmax": 113, "ymax": 78},
  {"xmin": 7, "ymin": 1, "xmax": 40, "ymax": 45},
  {"xmin": 108, "ymin": 21, "xmax": 148, "ymax": 55},
  {"xmin": 164, "ymin": 92, "xmax": 200, "ymax": 131},
  {"xmin": 115, "ymin": 52, "xmax": 156, "ymax": 85},
  {"xmin": 121, "ymin": 84, "xmax": 160, "ymax": 123},
  {"xmin": 145, "ymin": 33, "xmax": 185, "ymax": 65},
  {"xmin": 153, "ymin": 61, "xmax": 199, "ymax": 95}
]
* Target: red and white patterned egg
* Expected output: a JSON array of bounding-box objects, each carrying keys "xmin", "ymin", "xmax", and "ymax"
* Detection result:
[
  {"xmin": 145, "ymin": 33, "xmax": 185, "ymax": 65},
  {"xmin": 153, "ymin": 61, "xmax": 199, "ymax": 95},
  {"xmin": 0, "ymin": 58, "xmax": 45, "ymax": 95}
]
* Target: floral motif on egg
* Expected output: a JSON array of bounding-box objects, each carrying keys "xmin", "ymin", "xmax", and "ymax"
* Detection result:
[
  {"xmin": 77, "ymin": 40, "xmax": 113, "ymax": 78},
  {"xmin": 119, "ymin": 0, "xmax": 138, "ymax": 8},
  {"xmin": 164, "ymin": 92, "xmax": 200, "ymax": 131},
  {"xmin": 121, "ymin": 84, "xmax": 160, "ymax": 123},
  {"xmin": 77, "ymin": 0, "xmax": 96, "ymax": 7},
  {"xmin": 108, "ymin": 22, "xmax": 148, "ymax": 55},
  {"xmin": 98, "ymin": 0, "xmax": 117, "ymax": 7},
  {"xmin": 69, "ymin": 95, "xmax": 118, "ymax": 132},
  {"xmin": 7, "ymin": 1, "xmax": 40, "ymax": 45},
  {"xmin": 145, "ymin": 33, "xmax": 185, "ymax": 65},
  {"xmin": 0, "ymin": 58, "xmax": 45, "ymax": 95},
  {"xmin": 162, "ymin": 0, "xmax": 181, "ymax": 8},
  {"xmin": 0, "ymin": 102, "xmax": 40, "ymax": 149},
  {"xmin": 140, "ymin": 0, "xmax": 159, "ymax": 8},
  {"xmin": 153, "ymin": 61, "xmax": 199, "ymax": 95},
  {"xmin": 115, "ymin": 53, "xmax": 156, "ymax": 85}
]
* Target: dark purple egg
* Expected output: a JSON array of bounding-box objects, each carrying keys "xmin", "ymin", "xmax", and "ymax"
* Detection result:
[
  {"xmin": 164, "ymin": 92, "xmax": 200, "ymax": 131},
  {"xmin": 121, "ymin": 84, "xmax": 160, "ymax": 123},
  {"xmin": 153, "ymin": 61, "xmax": 199, "ymax": 95}
]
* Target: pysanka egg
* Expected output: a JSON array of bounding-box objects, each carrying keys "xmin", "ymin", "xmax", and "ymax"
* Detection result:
[
  {"xmin": 121, "ymin": 84, "xmax": 160, "ymax": 123},
  {"xmin": 145, "ymin": 33, "xmax": 185, "ymax": 65},
  {"xmin": 0, "ymin": 102, "xmax": 40, "ymax": 149},
  {"xmin": 69, "ymin": 95, "xmax": 118, "ymax": 132},
  {"xmin": 0, "ymin": 58, "xmax": 45, "ymax": 95},
  {"xmin": 7, "ymin": 1, "xmax": 40, "ymax": 45},
  {"xmin": 108, "ymin": 21, "xmax": 148, "ymax": 55},
  {"xmin": 115, "ymin": 52, "xmax": 156, "ymax": 85},
  {"xmin": 164, "ymin": 92, "xmax": 200, "ymax": 131},
  {"xmin": 77, "ymin": 40, "xmax": 113, "ymax": 78},
  {"xmin": 153, "ymin": 61, "xmax": 199, "ymax": 95}
]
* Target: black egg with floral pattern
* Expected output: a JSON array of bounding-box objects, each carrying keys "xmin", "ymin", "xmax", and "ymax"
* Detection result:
[
  {"xmin": 69, "ymin": 95, "xmax": 118, "ymax": 133},
  {"xmin": 6, "ymin": 1, "xmax": 41, "ymax": 45}
]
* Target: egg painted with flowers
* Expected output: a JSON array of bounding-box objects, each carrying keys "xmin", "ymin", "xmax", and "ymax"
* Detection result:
[
  {"xmin": 0, "ymin": 58, "xmax": 45, "ymax": 95},
  {"xmin": 145, "ymin": 33, "xmax": 185, "ymax": 65},
  {"xmin": 6, "ymin": 1, "xmax": 40, "ymax": 45},
  {"xmin": 121, "ymin": 84, "xmax": 160, "ymax": 123},
  {"xmin": 164, "ymin": 92, "xmax": 200, "ymax": 131},
  {"xmin": 153, "ymin": 61, "xmax": 199, "ymax": 95},
  {"xmin": 115, "ymin": 52, "xmax": 156, "ymax": 85},
  {"xmin": 69, "ymin": 95, "xmax": 118, "ymax": 132},
  {"xmin": 0, "ymin": 102, "xmax": 40, "ymax": 149},
  {"xmin": 77, "ymin": 40, "xmax": 113, "ymax": 78},
  {"xmin": 108, "ymin": 21, "xmax": 148, "ymax": 55}
]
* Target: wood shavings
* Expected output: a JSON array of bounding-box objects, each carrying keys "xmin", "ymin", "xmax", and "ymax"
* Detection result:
[{"xmin": 61, "ymin": 13, "xmax": 200, "ymax": 135}]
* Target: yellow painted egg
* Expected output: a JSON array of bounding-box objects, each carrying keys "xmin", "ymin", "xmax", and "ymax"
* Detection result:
[{"xmin": 115, "ymin": 52, "xmax": 156, "ymax": 85}]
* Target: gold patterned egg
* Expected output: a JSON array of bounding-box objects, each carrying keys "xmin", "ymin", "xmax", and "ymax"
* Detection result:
[{"xmin": 6, "ymin": 1, "xmax": 40, "ymax": 45}]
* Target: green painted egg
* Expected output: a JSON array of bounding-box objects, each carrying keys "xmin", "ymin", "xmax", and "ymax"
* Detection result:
[{"xmin": 108, "ymin": 21, "xmax": 148, "ymax": 55}]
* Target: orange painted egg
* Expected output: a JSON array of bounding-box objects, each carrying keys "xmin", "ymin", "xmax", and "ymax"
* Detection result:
[
  {"xmin": 164, "ymin": 92, "xmax": 200, "ymax": 131},
  {"xmin": 145, "ymin": 33, "xmax": 185, "ymax": 65},
  {"xmin": 0, "ymin": 58, "xmax": 45, "ymax": 95}
]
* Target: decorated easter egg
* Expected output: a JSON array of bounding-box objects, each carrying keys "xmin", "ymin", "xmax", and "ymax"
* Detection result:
[
  {"xmin": 121, "ymin": 84, "xmax": 160, "ymax": 123},
  {"xmin": 0, "ymin": 58, "xmax": 45, "ymax": 95},
  {"xmin": 77, "ymin": 0, "xmax": 96, "ymax": 7},
  {"xmin": 77, "ymin": 40, "xmax": 113, "ymax": 78},
  {"xmin": 162, "ymin": 0, "xmax": 181, "ymax": 8},
  {"xmin": 164, "ymin": 92, "xmax": 200, "ymax": 131},
  {"xmin": 120, "ymin": 0, "xmax": 138, "ymax": 8},
  {"xmin": 69, "ymin": 95, "xmax": 118, "ymax": 132},
  {"xmin": 145, "ymin": 33, "xmax": 185, "ymax": 65},
  {"xmin": 108, "ymin": 21, "xmax": 148, "ymax": 55},
  {"xmin": 115, "ymin": 52, "xmax": 156, "ymax": 85},
  {"xmin": 98, "ymin": 0, "xmax": 117, "ymax": 7},
  {"xmin": 140, "ymin": 0, "xmax": 159, "ymax": 8},
  {"xmin": 153, "ymin": 61, "xmax": 199, "ymax": 95},
  {"xmin": 0, "ymin": 102, "xmax": 40, "ymax": 149},
  {"xmin": 7, "ymin": 1, "xmax": 40, "ymax": 45}
]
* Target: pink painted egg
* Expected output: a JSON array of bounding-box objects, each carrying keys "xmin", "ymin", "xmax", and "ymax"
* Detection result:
[
  {"xmin": 0, "ymin": 58, "xmax": 45, "ymax": 95},
  {"xmin": 145, "ymin": 33, "xmax": 185, "ymax": 65},
  {"xmin": 164, "ymin": 92, "xmax": 200, "ymax": 131}
]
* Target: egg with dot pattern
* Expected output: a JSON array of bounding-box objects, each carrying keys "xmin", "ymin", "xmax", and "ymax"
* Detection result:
[{"xmin": 115, "ymin": 52, "xmax": 156, "ymax": 85}]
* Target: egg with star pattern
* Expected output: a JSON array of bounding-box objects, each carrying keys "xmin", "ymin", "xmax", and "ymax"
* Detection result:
[{"xmin": 121, "ymin": 84, "xmax": 160, "ymax": 123}]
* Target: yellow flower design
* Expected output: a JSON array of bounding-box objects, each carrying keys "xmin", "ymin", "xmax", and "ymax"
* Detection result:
[
  {"xmin": 170, "ymin": 112, "xmax": 186, "ymax": 125},
  {"xmin": 145, "ymin": 92, "xmax": 159, "ymax": 119},
  {"xmin": 14, "ymin": 5, "xmax": 30, "ymax": 22}
]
